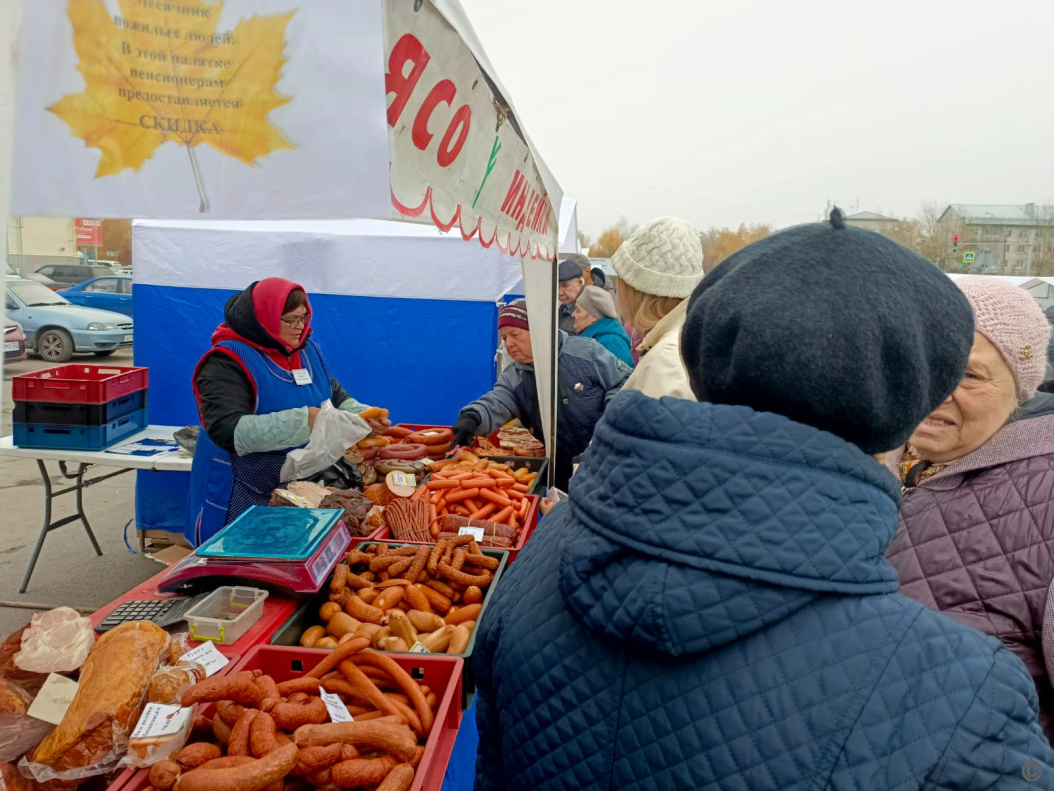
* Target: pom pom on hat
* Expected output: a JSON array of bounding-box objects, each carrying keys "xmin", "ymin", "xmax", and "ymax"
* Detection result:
[{"xmin": 612, "ymin": 217, "xmax": 704, "ymax": 299}]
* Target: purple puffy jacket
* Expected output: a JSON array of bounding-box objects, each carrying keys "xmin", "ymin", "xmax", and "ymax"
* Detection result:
[{"xmin": 887, "ymin": 399, "xmax": 1054, "ymax": 737}]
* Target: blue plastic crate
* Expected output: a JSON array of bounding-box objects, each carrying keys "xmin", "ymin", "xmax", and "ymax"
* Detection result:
[{"xmin": 13, "ymin": 409, "xmax": 148, "ymax": 451}]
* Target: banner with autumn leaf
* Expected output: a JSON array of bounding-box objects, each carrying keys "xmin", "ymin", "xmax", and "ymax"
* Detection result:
[
  {"xmin": 11, "ymin": 0, "xmax": 562, "ymax": 261},
  {"xmin": 12, "ymin": 0, "xmax": 392, "ymax": 220}
]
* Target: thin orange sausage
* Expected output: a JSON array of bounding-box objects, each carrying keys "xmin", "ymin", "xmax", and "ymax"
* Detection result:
[
  {"xmin": 459, "ymin": 477, "xmax": 497, "ymax": 489},
  {"xmin": 512, "ymin": 483, "xmax": 529, "ymax": 493},
  {"xmin": 426, "ymin": 480, "xmax": 459, "ymax": 490},
  {"xmin": 346, "ymin": 653, "xmax": 434, "ymax": 735},
  {"xmin": 444, "ymin": 487, "xmax": 479, "ymax": 504},
  {"xmin": 469, "ymin": 503, "xmax": 497, "ymax": 520},
  {"xmin": 305, "ymin": 636, "xmax": 371, "ymax": 679},
  {"xmin": 478, "ymin": 489, "xmax": 513, "ymax": 508},
  {"xmin": 519, "ymin": 497, "xmax": 530, "ymax": 520},
  {"xmin": 490, "ymin": 505, "xmax": 514, "ymax": 524}
]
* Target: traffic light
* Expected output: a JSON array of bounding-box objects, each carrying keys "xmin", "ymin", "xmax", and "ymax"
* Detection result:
[{"xmin": 953, "ymin": 233, "xmax": 959, "ymax": 253}]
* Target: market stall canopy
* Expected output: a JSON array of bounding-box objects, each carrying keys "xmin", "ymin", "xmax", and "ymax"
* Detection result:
[
  {"xmin": 9, "ymin": 0, "xmax": 563, "ymax": 260},
  {"xmin": 558, "ymin": 198, "xmax": 580, "ymax": 255}
]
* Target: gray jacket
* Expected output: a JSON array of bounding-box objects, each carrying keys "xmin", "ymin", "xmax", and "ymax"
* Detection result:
[{"xmin": 461, "ymin": 333, "xmax": 630, "ymax": 469}]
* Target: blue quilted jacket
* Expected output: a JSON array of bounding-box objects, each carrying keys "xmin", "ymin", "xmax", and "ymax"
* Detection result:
[{"xmin": 473, "ymin": 392, "xmax": 1054, "ymax": 790}]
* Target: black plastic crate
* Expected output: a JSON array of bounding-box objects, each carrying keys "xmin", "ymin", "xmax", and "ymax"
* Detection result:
[{"xmin": 13, "ymin": 389, "xmax": 147, "ymax": 426}]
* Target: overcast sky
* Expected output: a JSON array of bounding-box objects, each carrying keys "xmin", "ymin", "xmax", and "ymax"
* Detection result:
[{"xmin": 460, "ymin": 0, "xmax": 1054, "ymax": 237}]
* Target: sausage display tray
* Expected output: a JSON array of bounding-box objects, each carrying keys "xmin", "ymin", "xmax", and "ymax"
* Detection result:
[
  {"xmin": 379, "ymin": 494, "xmax": 540, "ymax": 565},
  {"xmin": 109, "ymin": 646, "xmax": 464, "ymax": 791},
  {"xmin": 270, "ymin": 544, "xmax": 508, "ymax": 710}
]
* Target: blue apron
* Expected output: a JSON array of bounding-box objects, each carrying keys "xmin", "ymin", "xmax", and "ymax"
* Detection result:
[{"xmin": 185, "ymin": 338, "xmax": 333, "ymax": 546}]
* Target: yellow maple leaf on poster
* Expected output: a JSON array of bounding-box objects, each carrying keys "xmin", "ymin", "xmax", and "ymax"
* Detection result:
[{"xmin": 49, "ymin": 0, "xmax": 298, "ymax": 211}]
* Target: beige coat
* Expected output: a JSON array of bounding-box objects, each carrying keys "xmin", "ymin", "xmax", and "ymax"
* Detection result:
[{"xmin": 622, "ymin": 300, "xmax": 696, "ymax": 400}]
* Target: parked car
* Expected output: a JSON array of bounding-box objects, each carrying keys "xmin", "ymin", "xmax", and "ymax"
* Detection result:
[
  {"xmin": 6, "ymin": 263, "xmax": 59, "ymax": 288},
  {"xmin": 4, "ymin": 319, "xmax": 26, "ymax": 363},
  {"xmin": 58, "ymin": 276, "xmax": 133, "ymax": 318},
  {"xmin": 5, "ymin": 277, "xmax": 133, "ymax": 362},
  {"xmin": 33, "ymin": 263, "xmax": 116, "ymax": 288}
]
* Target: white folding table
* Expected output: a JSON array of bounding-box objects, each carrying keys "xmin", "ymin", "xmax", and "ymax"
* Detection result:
[{"xmin": 0, "ymin": 426, "xmax": 192, "ymax": 593}]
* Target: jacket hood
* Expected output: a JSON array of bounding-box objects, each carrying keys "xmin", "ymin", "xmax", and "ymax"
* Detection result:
[
  {"xmin": 559, "ymin": 392, "xmax": 902, "ymax": 657},
  {"xmin": 211, "ymin": 279, "xmax": 312, "ymax": 356},
  {"xmin": 581, "ymin": 316, "xmax": 625, "ymax": 340}
]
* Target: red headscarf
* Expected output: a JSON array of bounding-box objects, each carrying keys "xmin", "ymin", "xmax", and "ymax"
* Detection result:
[{"xmin": 210, "ymin": 278, "xmax": 313, "ymax": 370}]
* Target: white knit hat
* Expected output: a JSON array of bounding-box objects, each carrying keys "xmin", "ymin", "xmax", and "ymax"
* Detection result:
[{"xmin": 611, "ymin": 217, "xmax": 704, "ymax": 298}]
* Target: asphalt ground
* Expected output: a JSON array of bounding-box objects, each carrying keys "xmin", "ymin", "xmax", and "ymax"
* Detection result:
[{"xmin": 0, "ymin": 348, "xmax": 160, "ymax": 637}]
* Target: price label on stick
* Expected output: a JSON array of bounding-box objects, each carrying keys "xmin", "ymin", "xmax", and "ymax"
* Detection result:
[
  {"xmin": 180, "ymin": 641, "xmax": 230, "ymax": 678},
  {"xmin": 409, "ymin": 641, "xmax": 430, "ymax": 654},
  {"xmin": 320, "ymin": 690, "xmax": 354, "ymax": 723},
  {"xmin": 459, "ymin": 526, "xmax": 485, "ymax": 542}
]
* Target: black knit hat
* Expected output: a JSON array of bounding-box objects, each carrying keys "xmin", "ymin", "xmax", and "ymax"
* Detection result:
[{"xmin": 680, "ymin": 209, "xmax": 975, "ymax": 454}]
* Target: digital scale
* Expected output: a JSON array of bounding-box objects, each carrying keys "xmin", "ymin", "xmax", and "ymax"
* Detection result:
[{"xmin": 159, "ymin": 506, "xmax": 350, "ymax": 596}]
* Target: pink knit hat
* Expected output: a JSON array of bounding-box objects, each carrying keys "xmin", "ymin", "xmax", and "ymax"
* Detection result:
[{"xmin": 956, "ymin": 276, "xmax": 1052, "ymax": 402}]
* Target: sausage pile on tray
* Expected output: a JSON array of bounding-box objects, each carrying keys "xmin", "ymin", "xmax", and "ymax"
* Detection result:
[
  {"xmin": 148, "ymin": 640, "xmax": 436, "ymax": 790},
  {"xmin": 302, "ymin": 540, "xmax": 496, "ymax": 656}
]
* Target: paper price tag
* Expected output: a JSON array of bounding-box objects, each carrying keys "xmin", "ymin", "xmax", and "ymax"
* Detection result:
[
  {"xmin": 180, "ymin": 641, "xmax": 230, "ymax": 678},
  {"xmin": 320, "ymin": 690, "xmax": 354, "ymax": 723},
  {"xmin": 391, "ymin": 473, "xmax": 417, "ymax": 489},
  {"xmin": 409, "ymin": 642, "xmax": 430, "ymax": 654},
  {"xmin": 292, "ymin": 369, "xmax": 312, "ymax": 386},
  {"xmin": 26, "ymin": 674, "xmax": 79, "ymax": 726},
  {"xmin": 131, "ymin": 703, "xmax": 192, "ymax": 739},
  {"xmin": 458, "ymin": 526, "xmax": 485, "ymax": 542}
]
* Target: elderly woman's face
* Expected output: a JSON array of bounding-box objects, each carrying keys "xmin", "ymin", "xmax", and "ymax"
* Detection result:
[
  {"xmin": 909, "ymin": 332, "xmax": 1018, "ymax": 464},
  {"xmin": 572, "ymin": 304, "xmax": 597, "ymax": 333}
]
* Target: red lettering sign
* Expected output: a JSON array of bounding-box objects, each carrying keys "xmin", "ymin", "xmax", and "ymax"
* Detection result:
[
  {"xmin": 437, "ymin": 104, "xmax": 471, "ymax": 167},
  {"xmin": 75, "ymin": 218, "xmax": 101, "ymax": 246},
  {"xmin": 386, "ymin": 34, "xmax": 430, "ymax": 128}
]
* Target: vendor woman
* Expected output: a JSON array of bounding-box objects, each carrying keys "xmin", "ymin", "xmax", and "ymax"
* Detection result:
[
  {"xmin": 186, "ymin": 278, "xmax": 373, "ymax": 545},
  {"xmin": 451, "ymin": 300, "xmax": 631, "ymax": 489}
]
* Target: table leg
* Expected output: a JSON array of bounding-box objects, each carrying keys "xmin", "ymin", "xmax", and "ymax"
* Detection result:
[
  {"xmin": 74, "ymin": 464, "xmax": 103, "ymax": 556},
  {"xmin": 19, "ymin": 460, "xmax": 132, "ymax": 594}
]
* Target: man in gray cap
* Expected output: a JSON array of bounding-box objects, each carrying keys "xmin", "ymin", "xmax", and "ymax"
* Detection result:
[{"xmin": 558, "ymin": 258, "xmax": 587, "ymax": 334}]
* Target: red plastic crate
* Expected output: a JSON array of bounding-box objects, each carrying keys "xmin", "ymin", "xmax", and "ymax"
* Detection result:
[
  {"xmin": 13, "ymin": 365, "xmax": 148, "ymax": 404},
  {"xmin": 379, "ymin": 494, "xmax": 539, "ymax": 564},
  {"xmin": 110, "ymin": 646, "xmax": 462, "ymax": 791}
]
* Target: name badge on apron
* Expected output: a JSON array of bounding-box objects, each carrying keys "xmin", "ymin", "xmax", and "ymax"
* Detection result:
[{"xmin": 292, "ymin": 369, "xmax": 312, "ymax": 386}]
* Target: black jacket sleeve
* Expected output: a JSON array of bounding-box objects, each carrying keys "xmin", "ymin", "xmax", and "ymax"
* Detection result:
[
  {"xmin": 330, "ymin": 376, "xmax": 349, "ymax": 408},
  {"xmin": 195, "ymin": 353, "xmax": 256, "ymax": 454}
]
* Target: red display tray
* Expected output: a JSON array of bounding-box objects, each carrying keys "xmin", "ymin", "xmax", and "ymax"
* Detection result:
[
  {"xmin": 112, "ymin": 646, "xmax": 463, "ymax": 791},
  {"xmin": 13, "ymin": 365, "xmax": 148, "ymax": 404},
  {"xmin": 378, "ymin": 494, "xmax": 539, "ymax": 564},
  {"xmin": 347, "ymin": 521, "xmax": 387, "ymax": 549}
]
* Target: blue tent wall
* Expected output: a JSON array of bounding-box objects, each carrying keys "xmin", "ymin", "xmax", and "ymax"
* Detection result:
[{"xmin": 133, "ymin": 284, "xmax": 500, "ymax": 534}]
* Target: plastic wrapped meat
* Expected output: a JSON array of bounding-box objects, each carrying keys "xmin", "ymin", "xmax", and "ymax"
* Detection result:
[
  {"xmin": 0, "ymin": 679, "xmax": 53, "ymax": 764},
  {"xmin": 0, "ymin": 631, "xmax": 47, "ymax": 698},
  {"xmin": 13, "ymin": 609, "xmax": 94, "ymax": 675}
]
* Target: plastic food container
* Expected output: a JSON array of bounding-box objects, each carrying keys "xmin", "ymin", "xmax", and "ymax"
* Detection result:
[{"xmin": 183, "ymin": 586, "xmax": 268, "ymax": 645}]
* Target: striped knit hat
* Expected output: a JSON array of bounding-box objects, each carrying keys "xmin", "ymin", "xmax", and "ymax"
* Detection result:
[{"xmin": 498, "ymin": 300, "xmax": 529, "ymax": 331}]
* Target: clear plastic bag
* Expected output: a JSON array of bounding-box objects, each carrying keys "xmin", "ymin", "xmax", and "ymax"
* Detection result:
[
  {"xmin": 0, "ymin": 680, "xmax": 51, "ymax": 764},
  {"xmin": 13, "ymin": 609, "xmax": 94, "ymax": 675},
  {"xmin": 280, "ymin": 400, "xmax": 371, "ymax": 483}
]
